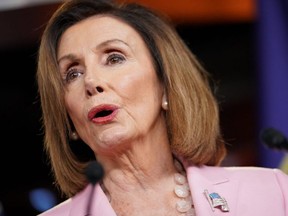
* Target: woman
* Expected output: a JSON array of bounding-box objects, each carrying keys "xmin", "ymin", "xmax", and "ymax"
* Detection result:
[{"xmin": 36, "ymin": 0, "xmax": 288, "ymax": 215}]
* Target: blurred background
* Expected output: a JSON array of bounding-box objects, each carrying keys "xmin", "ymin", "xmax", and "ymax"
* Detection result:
[{"xmin": 0, "ymin": 0, "xmax": 287, "ymax": 215}]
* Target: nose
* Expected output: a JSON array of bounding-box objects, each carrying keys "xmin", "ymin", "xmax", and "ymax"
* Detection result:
[
  {"xmin": 84, "ymin": 74, "xmax": 104, "ymax": 97},
  {"xmin": 86, "ymin": 82, "xmax": 104, "ymax": 97}
]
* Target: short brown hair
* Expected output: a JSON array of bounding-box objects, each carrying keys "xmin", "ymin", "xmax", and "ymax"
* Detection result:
[{"xmin": 37, "ymin": 0, "xmax": 226, "ymax": 197}]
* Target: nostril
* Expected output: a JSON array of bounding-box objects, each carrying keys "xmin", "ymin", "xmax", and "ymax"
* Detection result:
[{"xmin": 96, "ymin": 86, "xmax": 104, "ymax": 93}]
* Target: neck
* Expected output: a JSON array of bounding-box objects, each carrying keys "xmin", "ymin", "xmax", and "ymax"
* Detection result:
[
  {"xmin": 99, "ymin": 157, "xmax": 195, "ymax": 216},
  {"xmin": 98, "ymin": 131, "xmax": 174, "ymax": 190},
  {"xmin": 101, "ymin": 152, "xmax": 177, "ymax": 193}
]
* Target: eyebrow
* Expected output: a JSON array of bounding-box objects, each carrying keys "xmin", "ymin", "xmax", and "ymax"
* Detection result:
[
  {"xmin": 96, "ymin": 39, "xmax": 129, "ymax": 50},
  {"xmin": 57, "ymin": 39, "xmax": 129, "ymax": 64},
  {"xmin": 57, "ymin": 54, "xmax": 78, "ymax": 65}
]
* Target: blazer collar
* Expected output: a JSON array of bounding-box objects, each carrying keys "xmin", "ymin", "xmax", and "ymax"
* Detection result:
[
  {"xmin": 185, "ymin": 164, "xmax": 238, "ymax": 216},
  {"xmin": 69, "ymin": 164, "xmax": 237, "ymax": 216},
  {"xmin": 69, "ymin": 183, "xmax": 116, "ymax": 216}
]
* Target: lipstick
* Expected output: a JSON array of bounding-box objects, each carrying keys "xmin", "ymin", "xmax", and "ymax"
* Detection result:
[{"xmin": 88, "ymin": 104, "xmax": 118, "ymax": 124}]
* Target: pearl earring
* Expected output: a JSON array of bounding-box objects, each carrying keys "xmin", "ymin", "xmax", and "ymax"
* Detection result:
[
  {"xmin": 70, "ymin": 131, "xmax": 79, "ymax": 141},
  {"xmin": 162, "ymin": 100, "xmax": 168, "ymax": 110}
]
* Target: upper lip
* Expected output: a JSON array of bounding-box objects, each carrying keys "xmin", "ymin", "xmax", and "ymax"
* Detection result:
[{"xmin": 87, "ymin": 104, "xmax": 118, "ymax": 121}]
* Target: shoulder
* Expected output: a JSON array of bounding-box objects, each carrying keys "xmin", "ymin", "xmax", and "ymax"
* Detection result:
[
  {"xmin": 189, "ymin": 164, "xmax": 288, "ymax": 191},
  {"xmin": 37, "ymin": 184, "xmax": 110, "ymax": 216},
  {"xmin": 37, "ymin": 184, "xmax": 91, "ymax": 216},
  {"xmin": 37, "ymin": 198, "xmax": 72, "ymax": 216},
  {"xmin": 186, "ymin": 165, "xmax": 288, "ymax": 215},
  {"xmin": 194, "ymin": 164, "xmax": 288, "ymax": 180},
  {"xmin": 222, "ymin": 165, "xmax": 288, "ymax": 180},
  {"xmin": 224, "ymin": 166, "xmax": 288, "ymax": 188}
]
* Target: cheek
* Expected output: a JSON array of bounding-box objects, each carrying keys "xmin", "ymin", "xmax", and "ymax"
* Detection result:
[
  {"xmin": 118, "ymin": 69, "xmax": 163, "ymax": 109},
  {"xmin": 117, "ymin": 75, "xmax": 142, "ymax": 98},
  {"xmin": 64, "ymin": 93, "xmax": 84, "ymax": 125}
]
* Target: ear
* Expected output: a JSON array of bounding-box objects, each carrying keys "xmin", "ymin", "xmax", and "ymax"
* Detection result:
[{"xmin": 161, "ymin": 93, "xmax": 168, "ymax": 110}]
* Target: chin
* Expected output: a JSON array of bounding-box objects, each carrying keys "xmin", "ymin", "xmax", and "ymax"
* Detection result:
[{"xmin": 98, "ymin": 130, "xmax": 129, "ymax": 148}]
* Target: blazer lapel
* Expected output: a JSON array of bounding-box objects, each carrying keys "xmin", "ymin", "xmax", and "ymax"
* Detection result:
[
  {"xmin": 68, "ymin": 164, "xmax": 239, "ymax": 216},
  {"xmin": 69, "ymin": 184, "xmax": 117, "ymax": 216},
  {"xmin": 186, "ymin": 165, "xmax": 239, "ymax": 216}
]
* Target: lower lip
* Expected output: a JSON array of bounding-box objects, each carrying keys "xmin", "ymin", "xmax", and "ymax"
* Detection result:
[{"xmin": 91, "ymin": 109, "xmax": 118, "ymax": 124}]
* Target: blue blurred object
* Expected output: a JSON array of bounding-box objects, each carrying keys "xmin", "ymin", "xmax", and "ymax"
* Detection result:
[
  {"xmin": 29, "ymin": 188, "xmax": 57, "ymax": 212},
  {"xmin": 256, "ymin": 0, "xmax": 288, "ymax": 168},
  {"xmin": 0, "ymin": 201, "xmax": 6, "ymax": 216}
]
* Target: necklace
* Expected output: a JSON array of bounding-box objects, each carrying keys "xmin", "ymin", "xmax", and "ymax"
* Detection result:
[
  {"xmin": 173, "ymin": 159, "xmax": 196, "ymax": 216},
  {"xmin": 100, "ymin": 159, "xmax": 196, "ymax": 216}
]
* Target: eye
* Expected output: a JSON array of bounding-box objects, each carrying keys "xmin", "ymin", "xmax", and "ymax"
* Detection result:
[
  {"xmin": 106, "ymin": 53, "xmax": 125, "ymax": 65},
  {"xmin": 64, "ymin": 67, "xmax": 83, "ymax": 83}
]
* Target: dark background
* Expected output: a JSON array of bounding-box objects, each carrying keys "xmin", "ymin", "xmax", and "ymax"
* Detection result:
[{"xmin": 0, "ymin": 2, "xmax": 261, "ymax": 215}]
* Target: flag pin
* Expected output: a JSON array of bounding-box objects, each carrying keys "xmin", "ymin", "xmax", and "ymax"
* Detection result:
[{"xmin": 204, "ymin": 189, "xmax": 229, "ymax": 212}]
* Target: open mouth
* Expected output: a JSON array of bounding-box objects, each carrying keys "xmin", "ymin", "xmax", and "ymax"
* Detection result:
[
  {"xmin": 88, "ymin": 105, "xmax": 118, "ymax": 123},
  {"xmin": 94, "ymin": 109, "xmax": 113, "ymax": 118}
]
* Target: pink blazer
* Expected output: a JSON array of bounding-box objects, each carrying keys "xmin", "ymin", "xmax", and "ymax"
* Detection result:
[{"xmin": 38, "ymin": 165, "xmax": 288, "ymax": 216}]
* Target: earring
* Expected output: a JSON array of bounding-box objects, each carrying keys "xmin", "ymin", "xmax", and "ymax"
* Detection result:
[
  {"xmin": 70, "ymin": 131, "xmax": 79, "ymax": 141},
  {"xmin": 162, "ymin": 100, "xmax": 168, "ymax": 110}
]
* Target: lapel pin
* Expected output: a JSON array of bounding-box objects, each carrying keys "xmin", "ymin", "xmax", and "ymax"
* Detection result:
[{"xmin": 204, "ymin": 189, "xmax": 229, "ymax": 212}]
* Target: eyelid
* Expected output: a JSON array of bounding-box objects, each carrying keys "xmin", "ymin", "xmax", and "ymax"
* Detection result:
[
  {"xmin": 65, "ymin": 61, "xmax": 80, "ymax": 71},
  {"xmin": 106, "ymin": 52, "xmax": 126, "ymax": 65},
  {"xmin": 99, "ymin": 40, "xmax": 129, "ymax": 53},
  {"xmin": 64, "ymin": 67, "xmax": 83, "ymax": 84},
  {"xmin": 101, "ymin": 42, "xmax": 131, "ymax": 55},
  {"xmin": 58, "ymin": 53, "xmax": 83, "ymax": 69},
  {"xmin": 60, "ymin": 62, "xmax": 83, "ymax": 84}
]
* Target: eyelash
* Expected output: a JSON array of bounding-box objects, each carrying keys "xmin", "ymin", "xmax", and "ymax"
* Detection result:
[
  {"xmin": 64, "ymin": 67, "xmax": 82, "ymax": 83},
  {"xmin": 105, "ymin": 53, "xmax": 125, "ymax": 65}
]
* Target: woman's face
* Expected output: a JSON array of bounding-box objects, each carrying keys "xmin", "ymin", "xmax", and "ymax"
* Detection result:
[{"xmin": 57, "ymin": 15, "xmax": 165, "ymax": 154}]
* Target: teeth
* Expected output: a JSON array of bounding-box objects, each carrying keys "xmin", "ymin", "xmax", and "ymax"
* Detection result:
[{"xmin": 95, "ymin": 110, "xmax": 112, "ymax": 118}]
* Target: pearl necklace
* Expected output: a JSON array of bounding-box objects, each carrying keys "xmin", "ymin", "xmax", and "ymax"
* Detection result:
[
  {"xmin": 173, "ymin": 159, "xmax": 196, "ymax": 216},
  {"xmin": 100, "ymin": 159, "xmax": 196, "ymax": 216}
]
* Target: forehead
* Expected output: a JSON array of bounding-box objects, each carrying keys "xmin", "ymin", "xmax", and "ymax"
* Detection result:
[{"xmin": 58, "ymin": 15, "xmax": 145, "ymax": 54}]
